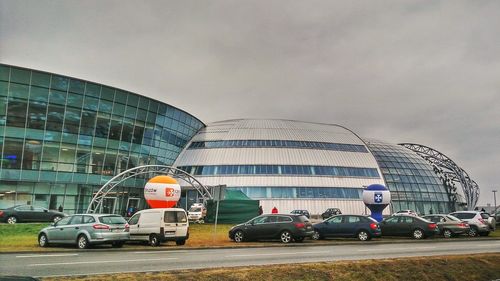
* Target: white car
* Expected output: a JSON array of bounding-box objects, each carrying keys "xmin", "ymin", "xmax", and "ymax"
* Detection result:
[{"xmin": 393, "ymin": 210, "xmax": 418, "ymax": 216}]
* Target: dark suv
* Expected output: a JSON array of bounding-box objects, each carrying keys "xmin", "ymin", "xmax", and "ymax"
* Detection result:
[
  {"xmin": 321, "ymin": 208, "xmax": 342, "ymax": 220},
  {"xmin": 291, "ymin": 209, "xmax": 310, "ymax": 218},
  {"xmin": 229, "ymin": 214, "xmax": 314, "ymax": 243}
]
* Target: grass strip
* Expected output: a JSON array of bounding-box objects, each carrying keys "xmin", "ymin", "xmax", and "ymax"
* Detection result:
[{"xmin": 1, "ymin": 223, "xmax": 499, "ymax": 252}]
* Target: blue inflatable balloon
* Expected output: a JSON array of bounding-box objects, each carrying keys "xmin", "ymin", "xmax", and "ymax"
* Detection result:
[{"xmin": 362, "ymin": 184, "xmax": 391, "ymax": 222}]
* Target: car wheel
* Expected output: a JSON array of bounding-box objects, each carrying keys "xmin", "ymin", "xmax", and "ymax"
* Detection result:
[
  {"xmin": 412, "ymin": 228, "xmax": 425, "ymax": 239},
  {"xmin": 234, "ymin": 230, "xmax": 245, "ymax": 243},
  {"xmin": 443, "ymin": 229, "xmax": 453, "ymax": 238},
  {"xmin": 6, "ymin": 216, "xmax": 17, "ymax": 224},
  {"xmin": 176, "ymin": 239, "xmax": 186, "ymax": 246},
  {"xmin": 77, "ymin": 235, "xmax": 89, "ymax": 249},
  {"xmin": 280, "ymin": 230, "xmax": 292, "ymax": 244},
  {"xmin": 312, "ymin": 230, "xmax": 322, "ymax": 240},
  {"xmin": 468, "ymin": 226, "xmax": 478, "ymax": 237},
  {"xmin": 294, "ymin": 236, "xmax": 304, "ymax": 243},
  {"xmin": 111, "ymin": 241, "xmax": 125, "ymax": 248},
  {"xmin": 38, "ymin": 233, "xmax": 49, "ymax": 247},
  {"xmin": 357, "ymin": 230, "xmax": 371, "ymax": 241},
  {"xmin": 52, "ymin": 216, "xmax": 62, "ymax": 223},
  {"xmin": 149, "ymin": 234, "xmax": 160, "ymax": 247}
]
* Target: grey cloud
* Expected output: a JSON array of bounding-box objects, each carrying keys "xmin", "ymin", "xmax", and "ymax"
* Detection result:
[{"xmin": 1, "ymin": 0, "xmax": 499, "ymax": 204}]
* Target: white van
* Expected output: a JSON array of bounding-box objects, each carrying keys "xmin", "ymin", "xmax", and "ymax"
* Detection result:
[
  {"xmin": 188, "ymin": 203, "xmax": 206, "ymax": 222},
  {"xmin": 127, "ymin": 208, "xmax": 189, "ymax": 246}
]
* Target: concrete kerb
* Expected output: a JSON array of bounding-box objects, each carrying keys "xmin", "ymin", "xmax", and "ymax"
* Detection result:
[{"xmin": 2, "ymin": 236, "xmax": 500, "ymax": 255}]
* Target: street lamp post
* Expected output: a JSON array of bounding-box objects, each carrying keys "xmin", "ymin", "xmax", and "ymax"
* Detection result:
[{"xmin": 493, "ymin": 190, "xmax": 497, "ymax": 214}]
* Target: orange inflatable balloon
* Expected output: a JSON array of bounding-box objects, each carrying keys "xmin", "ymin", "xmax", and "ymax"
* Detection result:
[{"xmin": 144, "ymin": 176, "xmax": 181, "ymax": 208}]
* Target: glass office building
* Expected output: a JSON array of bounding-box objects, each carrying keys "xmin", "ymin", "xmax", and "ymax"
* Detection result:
[
  {"xmin": 0, "ymin": 64, "xmax": 472, "ymax": 216},
  {"xmin": 0, "ymin": 64, "xmax": 204, "ymax": 215},
  {"xmin": 364, "ymin": 139, "xmax": 453, "ymax": 214}
]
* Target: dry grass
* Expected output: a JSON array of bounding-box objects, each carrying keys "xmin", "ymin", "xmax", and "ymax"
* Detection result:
[
  {"xmin": 0, "ymin": 223, "xmax": 272, "ymax": 252},
  {"xmin": 1, "ymin": 223, "xmax": 499, "ymax": 252},
  {"xmin": 41, "ymin": 253, "xmax": 500, "ymax": 281}
]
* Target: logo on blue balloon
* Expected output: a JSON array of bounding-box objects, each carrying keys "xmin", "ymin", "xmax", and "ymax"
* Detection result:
[{"xmin": 374, "ymin": 192, "xmax": 383, "ymax": 203}]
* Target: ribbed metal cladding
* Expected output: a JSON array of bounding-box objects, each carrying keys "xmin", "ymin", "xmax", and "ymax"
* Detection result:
[
  {"xmin": 191, "ymin": 119, "xmax": 364, "ymax": 144},
  {"xmin": 175, "ymin": 119, "xmax": 386, "ymax": 215}
]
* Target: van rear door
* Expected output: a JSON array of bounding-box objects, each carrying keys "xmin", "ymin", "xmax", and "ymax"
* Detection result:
[
  {"xmin": 175, "ymin": 211, "xmax": 188, "ymax": 237},
  {"xmin": 163, "ymin": 211, "xmax": 178, "ymax": 238}
]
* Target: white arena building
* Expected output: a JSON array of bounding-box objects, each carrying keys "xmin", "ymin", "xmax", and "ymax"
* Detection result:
[{"xmin": 175, "ymin": 119, "xmax": 467, "ymax": 215}]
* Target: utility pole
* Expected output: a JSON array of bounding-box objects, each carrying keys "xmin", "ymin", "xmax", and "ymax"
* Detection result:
[{"xmin": 493, "ymin": 190, "xmax": 497, "ymax": 214}]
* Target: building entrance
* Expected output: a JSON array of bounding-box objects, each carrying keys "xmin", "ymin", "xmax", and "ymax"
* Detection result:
[{"xmin": 101, "ymin": 197, "xmax": 116, "ymax": 214}]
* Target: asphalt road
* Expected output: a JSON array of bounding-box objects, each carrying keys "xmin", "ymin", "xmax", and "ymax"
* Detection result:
[{"xmin": 1, "ymin": 240, "xmax": 500, "ymax": 278}]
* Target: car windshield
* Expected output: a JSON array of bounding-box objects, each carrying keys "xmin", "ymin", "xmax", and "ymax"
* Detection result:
[
  {"xmin": 189, "ymin": 207, "xmax": 201, "ymax": 212},
  {"xmin": 418, "ymin": 217, "xmax": 432, "ymax": 223},
  {"xmin": 297, "ymin": 215, "xmax": 309, "ymax": 222},
  {"xmin": 446, "ymin": 215, "xmax": 460, "ymax": 221},
  {"xmin": 480, "ymin": 213, "xmax": 490, "ymax": 219},
  {"xmin": 98, "ymin": 215, "xmax": 126, "ymax": 225}
]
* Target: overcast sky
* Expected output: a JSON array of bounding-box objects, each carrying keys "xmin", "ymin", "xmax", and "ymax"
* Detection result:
[{"xmin": 1, "ymin": 0, "xmax": 499, "ymax": 206}]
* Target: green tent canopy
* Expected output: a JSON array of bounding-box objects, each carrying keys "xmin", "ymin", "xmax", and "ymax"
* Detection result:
[{"xmin": 204, "ymin": 190, "xmax": 259, "ymax": 224}]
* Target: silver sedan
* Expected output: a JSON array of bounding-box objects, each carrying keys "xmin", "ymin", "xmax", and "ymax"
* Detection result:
[{"xmin": 38, "ymin": 214, "xmax": 130, "ymax": 249}]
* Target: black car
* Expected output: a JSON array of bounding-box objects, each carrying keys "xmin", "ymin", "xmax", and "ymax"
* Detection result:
[
  {"xmin": 380, "ymin": 215, "xmax": 439, "ymax": 239},
  {"xmin": 291, "ymin": 209, "xmax": 310, "ymax": 218},
  {"xmin": 228, "ymin": 214, "xmax": 314, "ymax": 243},
  {"xmin": 321, "ymin": 208, "xmax": 342, "ymax": 220},
  {"xmin": 0, "ymin": 205, "xmax": 65, "ymax": 224},
  {"xmin": 312, "ymin": 215, "xmax": 381, "ymax": 241}
]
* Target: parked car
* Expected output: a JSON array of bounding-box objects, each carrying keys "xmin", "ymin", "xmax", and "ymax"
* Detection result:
[
  {"xmin": 229, "ymin": 214, "xmax": 314, "ymax": 243},
  {"xmin": 321, "ymin": 208, "xmax": 342, "ymax": 220},
  {"xmin": 449, "ymin": 211, "xmax": 495, "ymax": 236},
  {"xmin": 0, "ymin": 205, "xmax": 65, "ymax": 224},
  {"xmin": 312, "ymin": 214, "xmax": 381, "ymax": 241},
  {"xmin": 128, "ymin": 208, "xmax": 189, "ymax": 246},
  {"xmin": 187, "ymin": 203, "xmax": 206, "ymax": 221},
  {"xmin": 291, "ymin": 209, "xmax": 310, "ymax": 218},
  {"xmin": 380, "ymin": 214, "xmax": 438, "ymax": 239},
  {"xmin": 393, "ymin": 210, "xmax": 418, "ymax": 216},
  {"xmin": 38, "ymin": 214, "xmax": 129, "ymax": 249},
  {"xmin": 421, "ymin": 214, "xmax": 470, "ymax": 238}
]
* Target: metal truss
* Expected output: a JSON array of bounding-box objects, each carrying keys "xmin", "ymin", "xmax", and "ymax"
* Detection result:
[
  {"xmin": 399, "ymin": 143, "xmax": 479, "ymax": 210},
  {"xmin": 86, "ymin": 165, "xmax": 212, "ymax": 213}
]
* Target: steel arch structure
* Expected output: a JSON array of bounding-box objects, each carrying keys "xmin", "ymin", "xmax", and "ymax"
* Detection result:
[
  {"xmin": 86, "ymin": 165, "xmax": 212, "ymax": 213},
  {"xmin": 399, "ymin": 143, "xmax": 479, "ymax": 210}
]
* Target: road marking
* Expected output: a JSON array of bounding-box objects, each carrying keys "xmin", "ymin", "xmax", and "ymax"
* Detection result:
[
  {"xmin": 228, "ymin": 251, "xmax": 329, "ymax": 257},
  {"xmin": 16, "ymin": 254, "xmax": 79, "ymax": 258},
  {"xmin": 133, "ymin": 250, "xmax": 189, "ymax": 254},
  {"xmin": 29, "ymin": 257, "xmax": 178, "ymax": 267},
  {"xmin": 357, "ymin": 246, "xmax": 436, "ymax": 252},
  {"xmin": 476, "ymin": 244, "xmax": 500, "ymax": 247}
]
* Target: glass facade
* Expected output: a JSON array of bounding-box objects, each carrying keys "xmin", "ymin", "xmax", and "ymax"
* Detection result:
[
  {"xmin": 0, "ymin": 64, "xmax": 204, "ymax": 214},
  {"xmin": 364, "ymin": 139, "xmax": 452, "ymax": 214},
  {"xmin": 189, "ymin": 140, "xmax": 368, "ymax": 153},
  {"xmin": 229, "ymin": 186, "xmax": 363, "ymax": 199},
  {"xmin": 178, "ymin": 165, "xmax": 380, "ymax": 178}
]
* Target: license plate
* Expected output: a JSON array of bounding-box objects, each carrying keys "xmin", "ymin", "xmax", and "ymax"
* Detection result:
[{"xmin": 165, "ymin": 231, "xmax": 175, "ymax": 237}]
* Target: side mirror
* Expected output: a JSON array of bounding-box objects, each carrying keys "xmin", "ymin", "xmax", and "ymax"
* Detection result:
[{"xmin": 51, "ymin": 223, "xmax": 56, "ymax": 227}]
